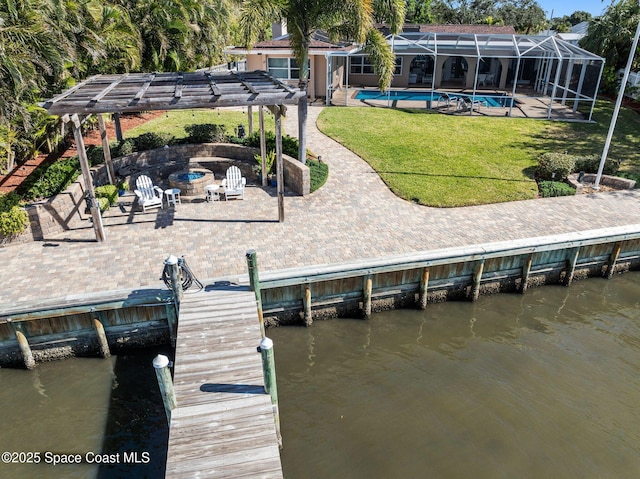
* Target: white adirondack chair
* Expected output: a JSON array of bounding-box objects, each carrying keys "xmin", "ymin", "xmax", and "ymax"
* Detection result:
[
  {"xmin": 134, "ymin": 175, "xmax": 164, "ymax": 212},
  {"xmin": 221, "ymin": 166, "xmax": 246, "ymax": 200}
]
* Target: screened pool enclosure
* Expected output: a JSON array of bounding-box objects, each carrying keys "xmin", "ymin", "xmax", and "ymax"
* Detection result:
[{"xmin": 327, "ymin": 30, "xmax": 605, "ymax": 121}]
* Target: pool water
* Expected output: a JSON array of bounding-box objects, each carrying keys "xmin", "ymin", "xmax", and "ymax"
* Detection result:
[
  {"xmin": 355, "ymin": 90, "xmax": 515, "ymax": 108},
  {"xmin": 175, "ymin": 172, "xmax": 205, "ymax": 181}
]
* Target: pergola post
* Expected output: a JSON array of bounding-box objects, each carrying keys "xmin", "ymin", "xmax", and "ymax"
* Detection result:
[
  {"xmin": 275, "ymin": 106, "xmax": 284, "ymax": 222},
  {"xmin": 67, "ymin": 114, "xmax": 106, "ymax": 242},
  {"xmin": 297, "ymin": 95, "xmax": 307, "ymax": 164},
  {"xmin": 113, "ymin": 113, "xmax": 123, "ymax": 142},
  {"xmin": 259, "ymin": 105, "xmax": 267, "ymax": 187},
  {"xmin": 247, "ymin": 105, "xmax": 254, "ymax": 135},
  {"xmin": 96, "ymin": 114, "xmax": 115, "ymax": 185}
]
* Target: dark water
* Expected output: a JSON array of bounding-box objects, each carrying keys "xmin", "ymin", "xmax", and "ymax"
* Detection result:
[
  {"xmin": 1, "ymin": 275, "xmax": 639, "ymax": 479},
  {"xmin": 271, "ymin": 273, "xmax": 640, "ymax": 479},
  {"xmin": 0, "ymin": 346, "xmax": 171, "ymax": 478}
]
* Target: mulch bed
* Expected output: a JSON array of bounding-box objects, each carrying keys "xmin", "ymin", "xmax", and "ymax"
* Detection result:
[{"xmin": 0, "ymin": 111, "xmax": 164, "ymax": 195}]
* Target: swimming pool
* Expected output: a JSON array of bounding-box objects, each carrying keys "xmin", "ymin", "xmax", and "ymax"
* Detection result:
[{"xmin": 355, "ymin": 90, "xmax": 515, "ymax": 108}]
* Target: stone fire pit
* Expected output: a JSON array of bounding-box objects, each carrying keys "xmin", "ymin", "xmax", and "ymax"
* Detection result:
[{"xmin": 168, "ymin": 167, "xmax": 215, "ymax": 197}]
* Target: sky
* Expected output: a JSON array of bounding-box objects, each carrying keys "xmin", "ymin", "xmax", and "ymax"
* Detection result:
[{"xmin": 536, "ymin": 0, "xmax": 612, "ymax": 19}]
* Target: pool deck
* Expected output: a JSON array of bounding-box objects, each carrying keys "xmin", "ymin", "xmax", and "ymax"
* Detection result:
[
  {"xmin": 1, "ymin": 105, "xmax": 639, "ymax": 309},
  {"xmin": 333, "ymin": 87, "xmax": 590, "ymax": 120}
]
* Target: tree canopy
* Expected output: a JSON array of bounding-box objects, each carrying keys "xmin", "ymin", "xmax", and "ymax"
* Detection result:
[{"xmin": 430, "ymin": 0, "xmax": 547, "ymax": 33}]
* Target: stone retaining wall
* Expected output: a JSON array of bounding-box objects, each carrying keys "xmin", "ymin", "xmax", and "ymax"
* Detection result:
[
  {"xmin": 567, "ymin": 173, "xmax": 636, "ymax": 193},
  {"xmin": 1, "ymin": 143, "xmax": 309, "ymax": 246},
  {"xmin": 95, "ymin": 143, "xmax": 310, "ymax": 196}
]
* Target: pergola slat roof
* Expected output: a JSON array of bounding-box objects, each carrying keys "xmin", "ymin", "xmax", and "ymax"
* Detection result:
[{"xmin": 41, "ymin": 70, "xmax": 305, "ymax": 116}]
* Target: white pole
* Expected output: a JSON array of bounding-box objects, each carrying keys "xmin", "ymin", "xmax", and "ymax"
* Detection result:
[{"xmin": 595, "ymin": 14, "xmax": 640, "ymax": 188}]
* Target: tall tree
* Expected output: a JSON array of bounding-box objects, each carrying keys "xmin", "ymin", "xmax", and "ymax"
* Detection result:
[
  {"xmin": 115, "ymin": 0, "xmax": 232, "ymax": 72},
  {"xmin": 0, "ymin": 0, "xmax": 65, "ymax": 171},
  {"xmin": 404, "ymin": 0, "xmax": 432, "ymax": 23},
  {"xmin": 240, "ymin": 0, "xmax": 406, "ymax": 164},
  {"xmin": 496, "ymin": 0, "xmax": 546, "ymax": 33},
  {"xmin": 581, "ymin": 0, "xmax": 640, "ymax": 71}
]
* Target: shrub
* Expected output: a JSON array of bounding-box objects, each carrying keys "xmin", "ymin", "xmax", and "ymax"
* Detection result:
[
  {"xmin": 133, "ymin": 132, "xmax": 173, "ymax": 151},
  {"xmin": 308, "ymin": 158, "xmax": 329, "ymax": 193},
  {"xmin": 573, "ymin": 154, "xmax": 620, "ymax": 175},
  {"xmin": 244, "ymin": 131, "xmax": 299, "ymax": 158},
  {"xmin": 537, "ymin": 153, "xmax": 576, "ymax": 181},
  {"xmin": 254, "ymin": 150, "xmax": 276, "ymax": 175},
  {"xmin": 538, "ymin": 181, "xmax": 576, "ymax": 198},
  {"xmin": 86, "ymin": 145, "xmax": 105, "ymax": 166},
  {"xmin": 23, "ymin": 157, "xmax": 81, "ymax": 200},
  {"xmin": 0, "ymin": 192, "xmax": 28, "ymax": 236},
  {"xmin": 97, "ymin": 196, "xmax": 111, "ymax": 212},
  {"xmin": 618, "ymin": 171, "xmax": 640, "ymax": 187},
  {"xmin": 95, "ymin": 184, "xmax": 118, "ymax": 206},
  {"xmin": 112, "ymin": 138, "xmax": 135, "ymax": 157},
  {"xmin": 184, "ymin": 124, "xmax": 227, "ymax": 143}
]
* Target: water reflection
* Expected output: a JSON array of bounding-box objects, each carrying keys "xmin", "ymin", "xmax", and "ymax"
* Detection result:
[
  {"xmin": 271, "ymin": 272, "xmax": 640, "ymax": 479},
  {"xmin": 0, "ymin": 347, "xmax": 170, "ymax": 479}
]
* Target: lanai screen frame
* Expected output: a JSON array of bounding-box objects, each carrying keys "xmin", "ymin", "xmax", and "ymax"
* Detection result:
[
  {"xmin": 327, "ymin": 32, "xmax": 604, "ymax": 121},
  {"xmin": 40, "ymin": 70, "xmax": 306, "ymax": 241}
]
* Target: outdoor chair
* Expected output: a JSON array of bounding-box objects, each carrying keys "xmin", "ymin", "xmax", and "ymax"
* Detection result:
[
  {"xmin": 134, "ymin": 175, "xmax": 163, "ymax": 212},
  {"xmin": 456, "ymin": 96, "xmax": 486, "ymax": 111},
  {"xmin": 221, "ymin": 165, "xmax": 246, "ymax": 200},
  {"xmin": 436, "ymin": 92, "xmax": 457, "ymax": 108}
]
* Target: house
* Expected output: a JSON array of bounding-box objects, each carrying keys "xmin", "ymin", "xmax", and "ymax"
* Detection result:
[{"xmin": 225, "ymin": 22, "xmax": 603, "ymax": 117}]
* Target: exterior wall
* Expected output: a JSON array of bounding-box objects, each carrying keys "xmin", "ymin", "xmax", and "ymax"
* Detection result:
[
  {"xmin": 245, "ymin": 53, "xmax": 327, "ymax": 99},
  {"xmin": 312, "ymin": 55, "xmax": 327, "ymax": 99}
]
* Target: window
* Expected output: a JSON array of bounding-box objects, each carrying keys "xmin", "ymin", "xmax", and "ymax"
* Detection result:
[
  {"xmin": 350, "ymin": 56, "xmax": 402, "ymax": 75},
  {"xmin": 267, "ymin": 57, "xmax": 310, "ymax": 80}
]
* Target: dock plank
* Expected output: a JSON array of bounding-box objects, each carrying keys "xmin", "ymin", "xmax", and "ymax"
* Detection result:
[{"xmin": 165, "ymin": 287, "xmax": 282, "ymax": 478}]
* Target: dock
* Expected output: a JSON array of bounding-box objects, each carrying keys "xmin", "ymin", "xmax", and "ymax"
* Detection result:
[{"xmin": 165, "ymin": 285, "xmax": 283, "ymax": 478}]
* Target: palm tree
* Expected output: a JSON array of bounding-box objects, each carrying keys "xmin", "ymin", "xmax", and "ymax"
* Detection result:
[
  {"xmin": 239, "ymin": 0, "xmax": 406, "ymax": 163},
  {"xmin": 0, "ymin": 0, "xmax": 66, "ymax": 171},
  {"xmin": 116, "ymin": 0, "xmax": 232, "ymax": 72}
]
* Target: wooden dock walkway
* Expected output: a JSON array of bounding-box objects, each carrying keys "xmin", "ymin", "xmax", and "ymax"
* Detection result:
[{"xmin": 165, "ymin": 285, "xmax": 283, "ymax": 478}]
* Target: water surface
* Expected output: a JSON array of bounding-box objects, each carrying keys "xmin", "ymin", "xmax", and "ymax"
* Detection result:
[
  {"xmin": 271, "ymin": 273, "xmax": 640, "ymax": 478},
  {"xmin": 0, "ymin": 347, "xmax": 170, "ymax": 478}
]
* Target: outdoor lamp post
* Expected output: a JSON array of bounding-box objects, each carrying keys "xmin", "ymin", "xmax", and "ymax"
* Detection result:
[{"xmin": 595, "ymin": 3, "xmax": 640, "ymax": 189}]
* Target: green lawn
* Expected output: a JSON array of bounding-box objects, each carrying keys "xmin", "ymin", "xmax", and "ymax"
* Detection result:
[
  {"xmin": 317, "ymin": 100, "xmax": 640, "ymax": 207},
  {"xmin": 125, "ymin": 109, "xmax": 274, "ymax": 140}
]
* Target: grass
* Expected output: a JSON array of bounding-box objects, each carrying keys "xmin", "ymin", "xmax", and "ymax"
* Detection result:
[
  {"xmin": 125, "ymin": 109, "xmax": 275, "ymax": 140},
  {"xmin": 317, "ymin": 100, "xmax": 640, "ymax": 207}
]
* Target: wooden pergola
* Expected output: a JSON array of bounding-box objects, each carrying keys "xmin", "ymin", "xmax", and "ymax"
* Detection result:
[{"xmin": 40, "ymin": 70, "xmax": 307, "ymax": 241}]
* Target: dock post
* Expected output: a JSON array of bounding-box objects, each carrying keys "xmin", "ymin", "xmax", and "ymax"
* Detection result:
[
  {"xmin": 246, "ymin": 250, "xmax": 266, "ymax": 338},
  {"xmin": 471, "ymin": 259, "xmax": 485, "ymax": 302},
  {"xmin": 164, "ymin": 255, "xmax": 183, "ymax": 312},
  {"xmin": 606, "ymin": 242, "xmax": 622, "ymax": 279},
  {"xmin": 259, "ymin": 337, "xmax": 282, "ymax": 448},
  {"xmin": 303, "ymin": 284, "xmax": 313, "ymax": 326},
  {"xmin": 165, "ymin": 304, "xmax": 178, "ymax": 347},
  {"xmin": 92, "ymin": 318, "xmax": 111, "ymax": 358},
  {"xmin": 564, "ymin": 247, "xmax": 580, "ymax": 286},
  {"xmin": 153, "ymin": 354, "xmax": 177, "ymax": 424},
  {"xmin": 10, "ymin": 321, "xmax": 35, "ymax": 370},
  {"xmin": 363, "ymin": 274, "xmax": 373, "ymax": 318},
  {"xmin": 520, "ymin": 253, "xmax": 534, "ymax": 293},
  {"xmin": 418, "ymin": 268, "xmax": 430, "ymax": 309}
]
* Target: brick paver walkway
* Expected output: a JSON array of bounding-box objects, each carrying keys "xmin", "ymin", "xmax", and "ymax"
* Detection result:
[{"xmin": 2, "ymin": 106, "xmax": 640, "ymax": 307}]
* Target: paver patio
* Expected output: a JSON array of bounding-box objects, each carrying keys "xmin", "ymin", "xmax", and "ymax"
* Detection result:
[{"xmin": 1, "ymin": 106, "xmax": 639, "ymax": 307}]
